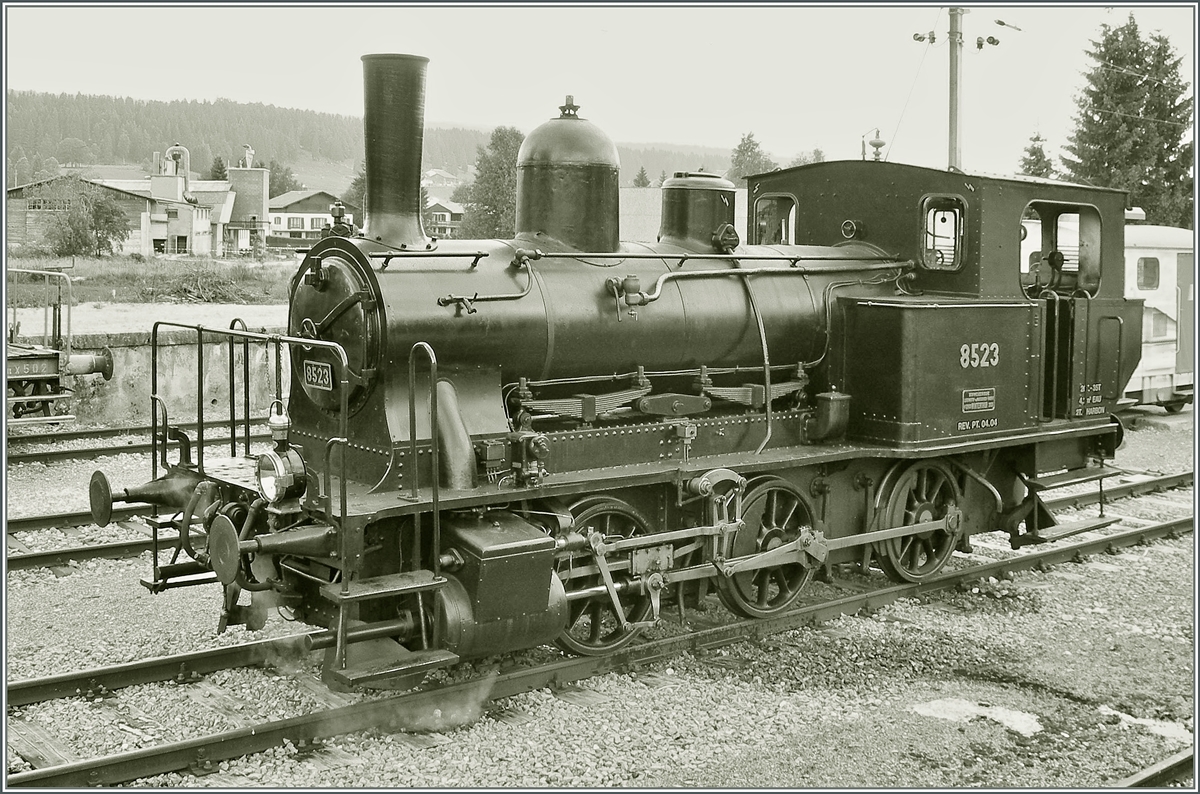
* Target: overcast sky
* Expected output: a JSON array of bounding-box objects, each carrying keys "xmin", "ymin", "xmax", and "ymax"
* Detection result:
[{"xmin": 4, "ymin": 3, "xmax": 1195, "ymax": 175}]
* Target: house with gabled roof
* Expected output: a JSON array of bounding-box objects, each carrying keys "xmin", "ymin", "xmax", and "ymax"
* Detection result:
[
  {"xmin": 7, "ymin": 143, "xmax": 272, "ymax": 257},
  {"xmin": 268, "ymin": 190, "xmax": 360, "ymax": 246},
  {"xmin": 426, "ymin": 198, "xmax": 464, "ymax": 239},
  {"xmin": 6, "ymin": 173, "xmax": 209, "ymax": 256}
]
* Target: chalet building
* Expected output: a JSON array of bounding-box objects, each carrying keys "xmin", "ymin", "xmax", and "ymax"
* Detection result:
[
  {"xmin": 268, "ymin": 190, "xmax": 359, "ymax": 245},
  {"xmin": 427, "ymin": 199, "xmax": 463, "ymax": 239},
  {"xmin": 422, "ymin": 168, "xmax": 463, "ymax": 188}
]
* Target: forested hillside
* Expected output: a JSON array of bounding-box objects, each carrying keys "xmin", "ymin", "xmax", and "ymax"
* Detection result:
[{"xmin": 6, "ymin": 91, "xmax": 731, "ymax": 194}]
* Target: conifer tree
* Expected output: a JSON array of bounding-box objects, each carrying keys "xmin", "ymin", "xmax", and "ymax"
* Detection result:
[
  {"xmin": 457, "ymin": 126, "xmax": 525, "ymax": 239},
  {"xmin": 1019, "ymin": 134, "xmax": 1054, "ymax": 178},
  {"xmin": 1061, "ymin": 14, "xmax": 1193, "ymax": 227}
]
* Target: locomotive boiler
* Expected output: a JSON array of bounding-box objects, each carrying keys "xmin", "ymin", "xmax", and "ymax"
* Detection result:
[{"xmin": 90, "ymin": 53, "xmax": 1141, "ymax": 690}]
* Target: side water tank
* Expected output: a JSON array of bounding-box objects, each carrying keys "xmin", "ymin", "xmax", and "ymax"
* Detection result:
[
  {"xmin": 658, "ymin": 171, "xmax": 739, "ymax": 252},
  {"xmin": 515, "ymin": 96, "xmax": 620, "ymax": 252}
]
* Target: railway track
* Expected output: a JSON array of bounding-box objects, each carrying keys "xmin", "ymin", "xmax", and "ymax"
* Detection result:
[
  {"xmin": 7, "ymin": 421, "xmax": 265, "ymax": 447},
  {"xmin": 6, "ymin": 514, "xmax": 1193, "ymax": 787},
  {"xmin": 7, "ymin": 470, "xmax": 1191, "ymax": 572},
  {"xmin": 7, "ymin": 431, "xmax": 271, "ymax": 466},
  {"xmin": 1116, "ymin": 748, "xmax": 1195, "ymax": 787}
]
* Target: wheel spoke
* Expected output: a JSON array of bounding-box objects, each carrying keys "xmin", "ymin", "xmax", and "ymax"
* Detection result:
[
  {"xmin": 908, "ymin": 539, "xmax": 925, "ymax": 570},
  {"xmin": 587, "ymin": 602, "xmax": 604, "ymax": 644},
  {"xmin": 754, "ymin": 569, "xmax": 771, "ymax": 607},
  {"xmin": 772, "ymin": 568, "xmax": 793, "ymax": 599},
  {"xmin": 778, "ymin": 498, "xmax": 798, "ymax": 532},
  {"xmin": 928, "ymin": 471, "xmax": 948, "ymax": 504}
]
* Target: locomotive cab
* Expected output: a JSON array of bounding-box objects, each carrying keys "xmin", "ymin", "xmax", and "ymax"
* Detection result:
[{"xmin": 747, "ymin": 162, "xmax": 1142, "ymax": 436}]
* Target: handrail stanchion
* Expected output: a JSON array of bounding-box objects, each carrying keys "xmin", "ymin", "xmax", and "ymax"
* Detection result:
[
  {"xmin": 195, "ymin": 329, "xmax": 205, "ymax": 475},
  {"xmin": 140, "ymin": 322, "xmax": 352, "ymax": 662},
  {"xmin": 151, "ymin": 323, "xmax": 163, "ymax": 480},
  {"xmin": 408, "ymin": 342, "xmax": 441, "ymax": 577},
  {"xmin": 228, "ymin": 319, "xmax": 250, "ymax": 457}
]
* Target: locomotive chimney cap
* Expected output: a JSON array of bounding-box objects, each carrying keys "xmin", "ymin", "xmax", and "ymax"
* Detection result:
[{"xmin": 361, "ymin": 52, "xmax": 430, "ymax": 63}]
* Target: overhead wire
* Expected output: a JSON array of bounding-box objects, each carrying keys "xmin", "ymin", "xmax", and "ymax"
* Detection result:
[{"xmin": 886, "ymin": 7, "xmax": 943, "ymax": 163}]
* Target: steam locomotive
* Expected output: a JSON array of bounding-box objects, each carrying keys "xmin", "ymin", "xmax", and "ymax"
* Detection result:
[{"xmin": 89, "ymin": 54, "xmax": 1142, "ymax": 690}]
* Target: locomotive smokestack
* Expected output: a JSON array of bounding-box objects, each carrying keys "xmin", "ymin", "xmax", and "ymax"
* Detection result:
[{"xmin": 362, "ymin": 54, "xmax": 430, "ymax": 249}]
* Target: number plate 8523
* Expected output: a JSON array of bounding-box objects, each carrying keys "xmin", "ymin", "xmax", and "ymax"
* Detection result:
[{"xmin": 303, "ymin": 360, "xmax": 333, "ymax": 391}]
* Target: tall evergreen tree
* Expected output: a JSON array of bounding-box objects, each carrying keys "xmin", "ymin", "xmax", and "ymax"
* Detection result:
[
  {"xmin": 342, "ymin": 162, "xmax": 366, "ymax": 211},
  {"xmin": 728, "ymin": 132, "xmax": 778, "ymax": 186},
  {"xmin": 632, "ymin": 166, "xmax": 651, "ymax": 187},
  {"xmin": 656, "ymin": 170, "xmax": 669, "ymax": 188},
  {"xmin": 267, "ymin": 158, "xmax": 302, "ymax": 197},
  {"xmin": 1019, "ymin": 134, "xmax": 1055, "ymax": 178},
  {"xmin": 457, "ymin": 126, "xmax": 525, "ymax": 239},
  {"xmin": 1061, "ymin": 14, "xmax": 1193, "ymax": 227},
  {"xmin": 209, "ymin": 155, "xmax": 228, "ymax": 180}
]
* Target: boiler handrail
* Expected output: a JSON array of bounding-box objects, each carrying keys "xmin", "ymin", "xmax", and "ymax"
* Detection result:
[{"xmin": 407, "ymin": 342, "xmax": 442, "ymax": 578}]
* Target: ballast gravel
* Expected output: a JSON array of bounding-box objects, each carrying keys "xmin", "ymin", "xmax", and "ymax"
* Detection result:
[{"xmin": 4, "ymin": 408, "xmax": 1193, "ymax": 786}]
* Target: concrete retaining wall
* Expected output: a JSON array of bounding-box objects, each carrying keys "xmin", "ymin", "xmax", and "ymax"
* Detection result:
[{"xmin": 61, "ymin": 327, "xmax": 292, "ymax": 427}]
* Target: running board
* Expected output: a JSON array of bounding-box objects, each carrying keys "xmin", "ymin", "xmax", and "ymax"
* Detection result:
[
  {"xmin": 1022, "ymin": 467, "xmax": 1119, "ymax": 492},
  {"xmin": 1009, "ymin": 516, "xmax": 1120, "ymax": 548},
  {"xmin": 325, "ymin": 648, "xmax": 460, "ymax": 687}
]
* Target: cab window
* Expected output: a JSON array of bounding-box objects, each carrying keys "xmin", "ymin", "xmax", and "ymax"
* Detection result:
[
  {"xmin": 1020, "ymin": 202, "xmax": 1102, "ymax": 296},
  {"xmin": 921, "ymin": 195, "xmax": 965, "ymax": 270},
  {"xmin": 753, "ymin": 196, "xmax": 796, "ymax": 245}
]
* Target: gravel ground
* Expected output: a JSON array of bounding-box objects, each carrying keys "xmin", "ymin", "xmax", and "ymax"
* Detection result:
[{"xmin": 4, "ymin": 408, "xmax": 1193, "ymax": 786}]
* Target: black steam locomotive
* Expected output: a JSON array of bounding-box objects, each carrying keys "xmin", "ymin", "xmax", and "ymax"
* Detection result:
[{"xmin": 89, "ymin": 54, "xmax": 1142, "ymax": 690}]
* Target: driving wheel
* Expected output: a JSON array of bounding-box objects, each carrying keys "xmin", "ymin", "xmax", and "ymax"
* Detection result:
[
  {"xmin": 716, "ymin": 478, "xmax": 817, "ymax": 619},
  {"xmin": 877, "ymin": 461, "xmax": 962, "ymax": 583},
  {"xmin": 554, "ymin": 496, "xmax": 654, "ymax": 656}
]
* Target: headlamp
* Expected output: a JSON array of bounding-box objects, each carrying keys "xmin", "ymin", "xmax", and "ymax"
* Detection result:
[{"xmin": 256, "ymin": 447, "xmax": 308, "ymax": 503}]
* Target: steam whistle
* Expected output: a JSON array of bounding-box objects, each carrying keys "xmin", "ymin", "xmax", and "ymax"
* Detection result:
[
  {"xmin": 66, "ymin": 346, "xmax": 115, "ymax": 380},
  {"xmin": 207, "ymin": 517, "xmax": 335, "ymax": 586},
  {"xmin": 89, "ymin": 468, "xmax": 203, "ymax": 527}
]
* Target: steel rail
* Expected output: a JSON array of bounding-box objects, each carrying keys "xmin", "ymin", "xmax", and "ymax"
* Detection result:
[
  {"xmin": 7, "ymin": 470, "xmax": 1190, "ymax": 570},
  {"xmin": 6, "ymin": 506, "xmax": 150, "ymax": 535},
  {"xmin": 6, "ymin": 634, "xmax": 314, "ymax": 707},
  {"xmin": 7, "ymin": 516, "xmax": 1192, "ymax": 788},
  {"xmin": 7, "ymin": 433, "xmax": 271, "ymax": 466},
  {"xmin": 8, "ymin": 420, "xmax": 266, "ymax": 447},
  {"xmin": 1115, "ymin": 748, "xmax": 1194, "ymax": 787},
  {"xmin": 7, "ymin": 537, "xmax": 158, "ymax": 570},
  {"xmin": 1043, "ymin": 470, "xmax": 1192, "ymax": 511}
]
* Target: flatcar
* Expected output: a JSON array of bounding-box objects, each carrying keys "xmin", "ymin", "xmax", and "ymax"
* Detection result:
[
  {"xmin": 6, "ymin": 268, "xmax": 113, "ymax": 428},
  {"xmin": 89, "ymin": 53, "xmax": 1142, "ymax": 691},
  {"xmin": 1021, "ymin": 218, "xmax": 1194, "ymax": 413}
]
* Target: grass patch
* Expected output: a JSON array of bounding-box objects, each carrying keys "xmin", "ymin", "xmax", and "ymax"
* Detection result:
[{"xmin": 6, "ymin": 254, "xmax": 295, "ymax": 306}]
